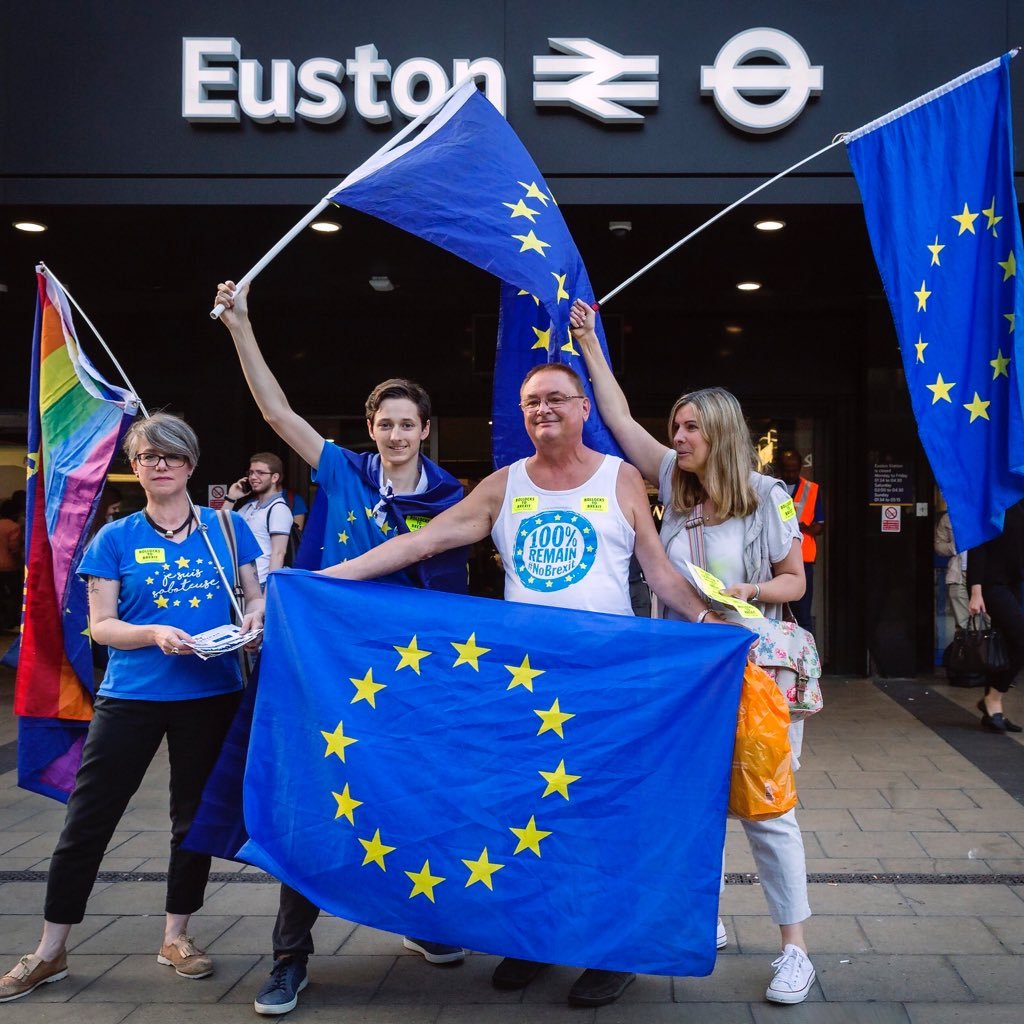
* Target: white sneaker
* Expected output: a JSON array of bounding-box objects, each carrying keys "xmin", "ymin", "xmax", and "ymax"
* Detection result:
[
  {"xmin": 716, "ymin": 919, "xmax": 727, "ymax": 950},
  {"xmin": 766, "ymin": 944, "xmax": 815, "ymax": 1004}
]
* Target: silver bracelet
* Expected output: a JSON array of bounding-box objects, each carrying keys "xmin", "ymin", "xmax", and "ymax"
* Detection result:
[
  {"xmin": 752, "ymin": 584, "xmax": 761, "ymax": 602},
  {"xmin": 696, "ymin": 608, "xmax": 711, "ymax": 624}
]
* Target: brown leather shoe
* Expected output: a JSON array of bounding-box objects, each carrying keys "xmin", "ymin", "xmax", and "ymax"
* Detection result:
[
  {"xmin": 0, "ymin": 951, "xmax": 68, "ymax": 1002},
  {"xmin": 157, "ymin": 935, "xmax": 213, "ymax": 979}
]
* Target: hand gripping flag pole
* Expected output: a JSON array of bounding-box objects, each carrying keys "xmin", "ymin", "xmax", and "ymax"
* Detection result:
[{"xmin": 208, "ymin": 76, "xmax": 479, "ymax": 320}]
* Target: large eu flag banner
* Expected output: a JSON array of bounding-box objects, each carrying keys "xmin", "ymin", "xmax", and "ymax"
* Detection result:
[
  {"xmin": 846, "ymin": 52, "xmax": 1024, "ymax": 550},
  {"xmin": 239, "ymin": 570, "xmax": 752, "ymax": 976},
  {"xmin": 326, "ymin": 80, "xmax": 622, "ymax": 469}
]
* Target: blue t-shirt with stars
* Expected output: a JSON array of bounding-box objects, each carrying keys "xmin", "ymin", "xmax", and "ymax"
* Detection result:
[{"xmin": 79, "ymin": 507, "xmax": 262, "ymax": 701}]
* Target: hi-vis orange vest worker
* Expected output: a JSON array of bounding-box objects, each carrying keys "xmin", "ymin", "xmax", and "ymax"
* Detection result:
[{"xmin": 794, "ymin": 478, "xmax": 819, "ymax": 563}]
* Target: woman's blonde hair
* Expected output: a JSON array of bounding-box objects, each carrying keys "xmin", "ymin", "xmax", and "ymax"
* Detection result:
[{"xmin": 666, "ymin": 387, "xmax": 758, "ymax": 519}]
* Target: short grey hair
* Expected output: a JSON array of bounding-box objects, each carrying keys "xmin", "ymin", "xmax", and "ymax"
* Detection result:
[{"xmin": 123, "ymin": 412, "xmax": 200, "ymax": 467}]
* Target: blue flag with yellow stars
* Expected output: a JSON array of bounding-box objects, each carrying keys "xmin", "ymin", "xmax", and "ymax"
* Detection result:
[
  {"xmin": 326, "ymin": 79, "xmax": 622, "ymax": 469},
  {"xmin": 846, "ymin": 52, "xmax": 1024, "ymax": 550},
  {"xmin": 237, "ymin": 570, "xmax": 752, "ymax": 976}
]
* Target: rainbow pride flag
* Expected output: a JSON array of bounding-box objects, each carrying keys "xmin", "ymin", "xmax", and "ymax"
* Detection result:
[{"xmin": 15, "ymin": 267, "xmax": 137, "ymax": 801}]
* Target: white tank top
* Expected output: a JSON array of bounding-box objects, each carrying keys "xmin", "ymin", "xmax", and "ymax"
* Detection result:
[{"xmin": 492, "ymin": 455, "xmax": 635, "ymax": 615}]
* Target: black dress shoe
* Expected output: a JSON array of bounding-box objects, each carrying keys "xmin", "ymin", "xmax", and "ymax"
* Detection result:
[
  {"xmin": 491, "ymin": 957, "xmax": 545, "ymax": 990},
  {"xmin": 567, "ymin": 968, "xmax": 636, "ymax": 1007},
  {"xmin": 995, "ymin": 714, "xmax": 1023, "ymax": 733},
  {"xmin": 978, "ymin": 699, "xmax": 1011, "ymax": 732}
]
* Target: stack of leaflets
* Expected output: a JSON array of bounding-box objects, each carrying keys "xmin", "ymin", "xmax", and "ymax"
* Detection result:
[{"xmin": 189, "ymin": 623, "xmax": 263, "ymax": 660}]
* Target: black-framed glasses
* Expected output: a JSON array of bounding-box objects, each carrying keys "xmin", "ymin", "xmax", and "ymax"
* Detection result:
[
  {"xmin": 135, "ymin": 452, "xmax": 187, "ymax": 468},
  {"xmin": 519, "ymin": 394, "xmax": 586, "ymax": 413},
  {"xmin": 247, "ymin": 469, "xmax": 272, "ymax": 478}
]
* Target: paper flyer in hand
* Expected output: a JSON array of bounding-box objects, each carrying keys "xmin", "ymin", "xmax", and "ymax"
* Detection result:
[
  {"xmin": 684, "ymin": 561, "xmax": 763, "ymax": 619},
  {"xmin": 189, "ymin": 623, "xmax": 263, "ymax": 660}
]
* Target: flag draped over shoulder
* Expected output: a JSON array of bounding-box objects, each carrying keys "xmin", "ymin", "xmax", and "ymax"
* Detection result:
[
  {"xmin": 846, "ymin": 52, "xmax": 1024, "ymax": 550},
  {"xmin": 326, "ymin": 80, "xmax": 622, "ymax": 468},
  {"xmin": 16, "ymin": 267, "xmax": 136, "ymax": 801},
  {"xmin": 237, "ymin": 570, "xmax": 751, "ymax": 976}
]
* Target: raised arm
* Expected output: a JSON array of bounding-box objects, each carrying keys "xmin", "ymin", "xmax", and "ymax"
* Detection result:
[
  {"xmin": 214, "ymin": 281, "xmax": 326, "ymax": 469},
  {"xmin": 322, "ymin": 469, "xmax": 508, "ymax": 581},
  {"xmin": 569, "ymin": 298, "xmax": 670, "ymax": 485}
]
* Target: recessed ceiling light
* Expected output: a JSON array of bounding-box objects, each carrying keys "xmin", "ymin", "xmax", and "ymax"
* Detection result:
[
  {"xmin": 369, "ymin": 275, "xmax": 395, "ymax": 292},
  {"xmin": 736, "ymin": 281, "xmax": 761, "ymax": 292},
  {"xmin": 13, "ymin": 220, "xmax": 47, "ymax": 233},
  {"xmin": 755, "ymin": 219, "xmax": 785, "ymax": 231},
  {"xmin": 724, "ymin": 325, "xmax": 743, "ymax": 334},
  {"xmin": 310, "ymin": 220, "xmax": 341, "ymax": 233}
]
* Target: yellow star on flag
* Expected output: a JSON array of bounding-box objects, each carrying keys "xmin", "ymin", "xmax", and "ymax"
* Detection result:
[
  {"xmin": 991, "ymin": 349, "xmax": 1011, "ymax": 379},
  {"xmin": 913, "ymin": 280, "xmax": 931, "ymax": 312},
  {"xmin": 926, "ymin": 373, "xmax": 955, "ymax": 404},
  {"xmin": 518, "ymin": 180, "xmax": 550, "ymax": 205},
  {"xmin": 451, "ymin": 632, "xmax": 490, "ymax": 670},
  {"xmin": 359, "ymin": 828, "xmax": 396, "ymax": 870},
  {"xmin": 915, "ymin": 335, "xmax": 928, "ymax": 363},
  {"xmin": 927, "ymin": 236, "xmax": 945, "ymax": 266},
  {"xmin": 347, "ymin": 510, "xmax": 357, "ymax": 523},
  {"xmin": 535, "ymin": 698, "xmax": 575, "ymax": 738},
  {"xmin": 331, "ymin": 783, "xmax": 363, "ymax": 824},
  {"xmin": 512, "ymin": 230, "xmax": 551, "ymax": 256},
  {"xmin": 176, "ymin": 556, "xmax": 190, "ymax": 569},
  {"xmin": 321, "ymin": 721, "xmax": 358, "ymax": 762},
  {"xmin": 380, "ymin": 521, "xmax": 392, "ymax": 535},
  {"xmin": 394, "ymin": 635, "xmax": 432, "ymax": 674},
  {"xmin": 551, "ymin": 272, "xmax": 570, "ymax": 302},
  {"xmin": 462, "ymin": 847, "xmax": 505, "ymax": 890},
  {"xmin": 531, "ymin": 325, "xmax": 552, "ymax": 351},
  {"xmin": 982, "ymin": 196, "xmax": 1003, "ymax": 235},
  {"xmin": 350, "ymin": 668, "xmax": 386, "ymax": 708},
  {"xmin": 506, "ymin": 653, "xmax": 544, "ymax": 691},
  {"xmin": 952, "ymin": 202, "xmax": 979, "ymax": 235},
  {"xmin": 364, "ymin": 507, "xmax": 374, "ymax": 519},
  {"xmin": 1006, "ymin": 312, "xmax": 1016, "ymax": 333},
  {"xmin": 503, "ymin": 198, "xmax": 540, "ymax": 222},
  {"xmin": 405, "ymin": 860, "xmax": 445, "ymax": 902},
  {"xmin": 964, "ymin": 392, "xmax": 991, "ymax": 423},
  {"xmin": 518, "ymin": 289, "xmax": 541, "ymax": 306},
  {"xmin": 154, "ymin": 595, "xmax": 169, "ymax": 609},
  {"xmin": 998, "ymin": 250, "xmax": 1017, "ymax": 281},
  {"xmin": 539, "ymin": 759, "xmax": 581, "ymax": 799},
  {"xmin": 561, "ymin": 330, "xmax": 580, "ymax": 357},
  {"xmin": 510, "ymin": 815, "xmax": 552, "ymax": 856},
  {"xmin": 338, "ymin": 531, "xmax": 349, "ymax": 544}
]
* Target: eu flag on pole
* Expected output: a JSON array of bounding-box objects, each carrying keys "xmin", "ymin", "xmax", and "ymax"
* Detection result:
[
  {"xmin": 846, "ymin": 52, "xmax": 1024, "ymax": 550},
  {"xmin": 238, "ymin": 570, "xmax": 752, "ymax": 976},
  {"xmin": 326, "ymin": 80, "xmax": 622, "ymax": 468}
]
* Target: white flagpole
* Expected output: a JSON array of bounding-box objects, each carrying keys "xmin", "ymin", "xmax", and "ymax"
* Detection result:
[
  {"xmin": 595, "ymin": 137, "xmax": 847, "ymax": 308},
  {"xmin": 39, "ymin": 263, "xmax": 245, "ymax": 620},
  {"xmin": 209, "ymin": 75, "xmax": 478, "ymax": 319}
]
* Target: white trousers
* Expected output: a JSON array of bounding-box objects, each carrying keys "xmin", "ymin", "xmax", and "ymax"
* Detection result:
[{"xmin": 722, "ymin": 720, "xmax": 812, "ymax": 926}]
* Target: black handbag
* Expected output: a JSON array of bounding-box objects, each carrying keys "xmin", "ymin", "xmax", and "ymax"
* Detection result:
[{"xmin": 947, "ymin": 616, "xmax": 1010, "ymax": 676}]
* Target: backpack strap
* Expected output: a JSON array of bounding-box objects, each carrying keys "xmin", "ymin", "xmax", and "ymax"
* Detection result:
[{"xmin": 215, "ymin": 508, "xmax": 245, "ymax": 619}]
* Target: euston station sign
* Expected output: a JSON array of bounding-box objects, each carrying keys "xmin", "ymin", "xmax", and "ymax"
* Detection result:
[{"xmin": 182, "ymin": 28, "xmax": 823, "ymax": 133}]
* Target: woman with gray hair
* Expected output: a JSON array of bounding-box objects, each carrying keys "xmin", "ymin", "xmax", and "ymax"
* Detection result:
[{"xmin": 0, "ymin": 413, "xmax": 265, "ymax": 1003}]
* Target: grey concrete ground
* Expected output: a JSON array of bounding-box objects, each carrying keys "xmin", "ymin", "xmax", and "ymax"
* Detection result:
[{"xmin": 2, "ymin": 669, "xmax": 1024, "ymax": 1022}]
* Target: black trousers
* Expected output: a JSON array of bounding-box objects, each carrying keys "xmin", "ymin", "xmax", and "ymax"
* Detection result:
[
  {"xmin": 790, "ymin": 562, "xmax": 814, "ymax": 634},
  {"xmin": 44, "ymin": 690, "xmax": 240, "ymax": 924},
  {"xmin": 273, "ymin": 884, "xmax": 321, "ymax": 961},
  {"xmin": 982, "ymin": 583, "xmax": 1024, "ymax": 694}
]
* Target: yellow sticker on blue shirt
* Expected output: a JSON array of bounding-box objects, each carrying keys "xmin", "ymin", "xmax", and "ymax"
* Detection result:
[
  {"xmin": 135, "ymin": 547, "xmax": 166, "ymax": 564},
  {"xmin": 778, "ymin": 498, "xmax": 796, "ymax": 522},
  {"xmin": 512, "ymin": 496, "xmax": 538, "ymax": 514},
  {"xmin": 581, "ymin": 497, "xmax": 608, "ymax": 513},
  {"xmin": 405, "ymin": 515, "xmax": 430, "ymax": 532}
]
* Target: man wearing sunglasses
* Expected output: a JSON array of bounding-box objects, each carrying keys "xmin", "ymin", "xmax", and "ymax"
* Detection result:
[{"xmin": 223, "ymin": 453, "xmax": 293, "ymax": 590}]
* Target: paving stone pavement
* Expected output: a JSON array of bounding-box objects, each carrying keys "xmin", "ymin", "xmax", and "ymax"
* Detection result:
[{"xmin": 2, "ymin": 669, "xmax": 1024, "ymax": 1021}]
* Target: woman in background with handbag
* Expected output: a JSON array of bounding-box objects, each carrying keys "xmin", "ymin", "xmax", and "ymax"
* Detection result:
[
  {"xmin": 967, "ymin": 498, "xmax": 1024, "ymax": 733},
  {"xmin": 572, "ymin": 300, "xmax": 815, "ymax": 1006}
]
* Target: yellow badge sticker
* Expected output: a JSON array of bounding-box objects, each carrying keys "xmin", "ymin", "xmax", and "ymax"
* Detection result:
[
  {"xmin": 778, "ymin": 497, "xmax": 796, "ymax": 522},
  {"xmin": 512, "ymin": 496, "xmax": 539, "ymax": 514},
  {"xmin": 134, "ymin": 547, "xmax": 166, "ymax": 564},
  {"xmin": 581, "ymin": 497, "xmax": 608, "ymax": 513},
  {"xmin": 405, "ymin": 515, "xmax": 430, "ymax": 532}
]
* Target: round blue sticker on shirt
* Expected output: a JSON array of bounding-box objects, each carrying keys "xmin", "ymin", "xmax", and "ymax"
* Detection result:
[{"xmin": 514, "ymin": 510, "xmax": 598, "ymax": 592}]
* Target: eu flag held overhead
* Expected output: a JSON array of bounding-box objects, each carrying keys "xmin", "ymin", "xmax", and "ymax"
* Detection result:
[
  {"xmin": 326, "ymin": 79, "xmax": 621, "ymax": 468},
  {"xmin": 237, "ymin": 570, "xmax": 752, "ymax": 976},
  {"xmin": 846, "ymin": 52, "xmax": 1024, "ymax": 550}
]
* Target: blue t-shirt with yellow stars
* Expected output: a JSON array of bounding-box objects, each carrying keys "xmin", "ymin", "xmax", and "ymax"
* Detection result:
[{"xmin": 79, "ymin": 507, "xmax": 262, "ymax": 701}]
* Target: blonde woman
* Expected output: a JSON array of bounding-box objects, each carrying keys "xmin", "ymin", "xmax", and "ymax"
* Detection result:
[{"xmin": 571, "ymin": 299, "xmax": 815, "ymax": 1006}]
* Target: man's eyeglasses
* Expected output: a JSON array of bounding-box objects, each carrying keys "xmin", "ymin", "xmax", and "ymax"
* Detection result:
[
  {"xmin": 135, "ymin": 452, "xmax": 187, "ymax": 468},
  {"xmin": 520, "ymin": 394, "xmax": 586, "ymax": 413},
  {"xmin": 247, "ymin": 469, "xmax": 272, "ymax": 478}
]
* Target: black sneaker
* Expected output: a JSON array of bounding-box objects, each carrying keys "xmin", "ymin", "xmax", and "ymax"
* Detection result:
[
  {"xmin": 402, "ymin": 937, "xmax": 465, "ymax": 964},
  {"xmin": 254, "ymin": 958, "xmax": 308, "ymax": 1016},
  {"xmin": 567, "ymin": 968, "xmax": 635, "ymax": 1007}
]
